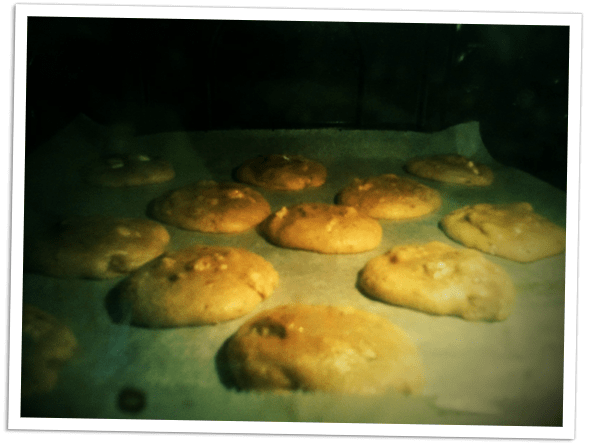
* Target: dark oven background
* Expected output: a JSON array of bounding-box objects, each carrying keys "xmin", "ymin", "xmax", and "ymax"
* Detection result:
[{"xmin": 25, "ymin": 17, "xmax": 570, "ymax": 191}]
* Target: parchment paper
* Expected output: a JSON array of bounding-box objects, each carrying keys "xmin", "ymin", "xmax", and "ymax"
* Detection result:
[{"xmin": 19, "ymin": 114, "xmax": 566, "ymax": 426}]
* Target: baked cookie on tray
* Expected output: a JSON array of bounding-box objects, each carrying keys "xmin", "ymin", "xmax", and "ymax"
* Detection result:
[
  {"xmin": 24, "ymin": 216, "xmax": 170, "ymax": 279},
  {"xmin": 336, "ymin": 174, "xmax": 442, "ymax": 220},
  {"xmin": 405, "ymin": 154, "xmax": 494, "ymax": 186},
  {"xmin": 358, "ymin": 241, "xmax": 516, "ymax": 321},
  {"xmin": 224, "ymin": 304, "xmax": 424, "ymax": 395},
  {"xmin": 260, "ymin": 202, "xmax": 382, "ymax": 254},
  {"xmin": 82, "ymin": 154, "xmax": 175, "ymax": 187},
  {"xmin": 440, "ymin": 202, "xmax": 566, "ymax": 262},
  {"xmin": 235, "ymin": 154, "xmax": 327, "ymax": 191},
  {"xmin": 149, "ymin": 181, "xmax": 271, "ymax": 233},
  {"xmin": 115, "ymin": 245, "xmax": 279, "ymax": 327},
  {"xmin": 21, "ymin": 305, "xmax": 77, "ymax": 397}
]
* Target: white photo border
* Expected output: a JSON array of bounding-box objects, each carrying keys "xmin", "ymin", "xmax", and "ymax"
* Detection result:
[{"xmin": 8, "ymin": 3, "xmax": 582, "ymax": 440}]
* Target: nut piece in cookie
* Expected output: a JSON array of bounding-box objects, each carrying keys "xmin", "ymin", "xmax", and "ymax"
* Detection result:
[
  {"xmin": 82, "ymin": 154, "xmax": 175, "ymax": 187},
  {"xmin": 261, "ymin": 202, "xmax": 382, "ymax": 254},
  {"xmin": 235, "ymin": 154, "xmax": 327, "ymax": 191},
  {"xmin": 21, "ymin": 305, "xmax": 77, "ymax": 397},
  {"xmin": 224, "ymin": 304, "xmax": 424, "ymax": 395},
  {"xmin": 440, "ymin": 202, "xmax": 566, "ymax": 262},
  {"xmin": 337, "ymin": 174, "xmax": 442, "ymax": 220},
  {"xmin": 405, "ymin": 154, "xmax": 494, "ymax": 186},
  {"xmin": 116, "ymin": 245, "xmax": 279, "ymax": 327},
  {"xmin": 358, "ymin": 241, "xmax": 516, "ymax": 321},
  {"xmin": 149, "ymin": 181, "xmax": 271, "ymax": 233},
  {"xmin": 24, "ymin": 216, "xmax": 171, "ymax": 279}
]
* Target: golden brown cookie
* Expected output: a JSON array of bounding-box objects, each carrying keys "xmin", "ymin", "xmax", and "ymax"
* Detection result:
[
  {"xmin": 235, "ymin": 154, "xmax": 327, "ymax": 191},
  {"xmin": 440, "ymin": 202, "xmax": 566, "ymax": 262},
  {"xmin": 21, "ymin": 305, "xmax": 77, "ymax": 397},
  {"xmin": 82, "ymin": 154, "xmax": 175, "ymax": 187},
  {"xmin": 358, "ymin": 241, "xmax": 516, "ymax": 321},
  {"xmin": 405, "ymin": 154, "xmax": 494, "ymax": 186},
  {"xmin": 149, "ymin": 181, "xmax": 271, "ymax": 233},
  {"xmin": 224, "ymin": 304, "xmax": 424, "ymax": 395},
  {"xmin": 260, "ymin": 202, "xmax": 382, "ymax": 254},
  {"xmin": 116, "ymin": 245, "xmax": 279, "ymax": 327},
  {"xmin": 24, "ymin": 216, "xmax": 170, "ymax": 279},
  {"xmin": 336, "ymin": 174, "xmax": 442, "ymax": 220}
]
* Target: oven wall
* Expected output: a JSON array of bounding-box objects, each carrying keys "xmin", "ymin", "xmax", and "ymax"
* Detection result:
[{"xmin": 25, "ymin": 18, "xmax": 569, "ymax": 190}]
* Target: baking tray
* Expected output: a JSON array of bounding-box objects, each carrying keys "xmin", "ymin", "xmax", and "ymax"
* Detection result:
[{"xmin": 18, "ymin": 114, "xmax": 567, "ymax": 426}]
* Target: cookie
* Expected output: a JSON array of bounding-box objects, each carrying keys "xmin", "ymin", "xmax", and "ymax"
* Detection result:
[
  {"xmin": 224, "ymin": 304, "xmax": 424, "ymax": 395},
  {"xmin": 24, "ymin": 216, "xmax": 170, "ymax": 279},
  {"xmin": 440, "ymin": 202, "xmax": 566, "ymax": 262},
  {"xmin": 149, "ymin": 181, "xmax": 271, "ymax": 233},
  {"xmin": 261, "ymin": 202, "xmax": 382, "ymax": 254},
  {"xmin": 116, "ymin": 245, "xmax": 279, "ymax": 327},
  {"xmin": 336, "ymin": 174, "xmax": 442, "ymax": 220},
  {"xmin": 82, "ymin": 154, "xmax": 175, "ymax": 187},
  {"xmin": 21, "ymin": 305, "xmax": 77, "ymax": 397},
  {"xmin": 405, "ymin": 154, "xmax": 494, "ymax": 186},
  {"xmin": 235, "ymin": 154, "xmax": 327, "ymax": 191},
  {"xmin": 358, "ymin": 241, "xmax": 516, "ymax": 321}
]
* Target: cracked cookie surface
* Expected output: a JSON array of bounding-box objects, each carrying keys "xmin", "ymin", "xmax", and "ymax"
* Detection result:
[
  {"xmin": 440, "ymin": 202, "xmax": 566, "ymax": 262},
  {"xmin": 24, "ymin": 216, "xmax": 170, "ymax": 279},
  {"xmin": 236, "ymin": 154, "xmax": 327, "ymax": 191},
  {"xmin": 260, "ymin": 202, "xmax": 382, "ymax": 253},
  {"xmin": 405, "ymin": 154, "xmax": 494, "ymax": 186},
  {"xmin": 117, "ymin": 245, "xmax": 279, "ymax": 327},
  {"xmin": 21, "ymin": 305, "xmax": 77, "ymax": 397},
  {"xmin": 149, "ymin": 181, "xmax": 271, "ymax": 233},
  {"xmin": 225, "ymin": 304, "xmax": 424, "ymax": 395},
  {"xmin": 336, "ymin": 174, "xmax": 442, "ymax": 220},
  {"xmin": 82, "ymin": 154, "xmax": 175, "ymax": 187},
  {"xmin": 358, "ymin": 241, "xmax": 516, "ymax": 321}
]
